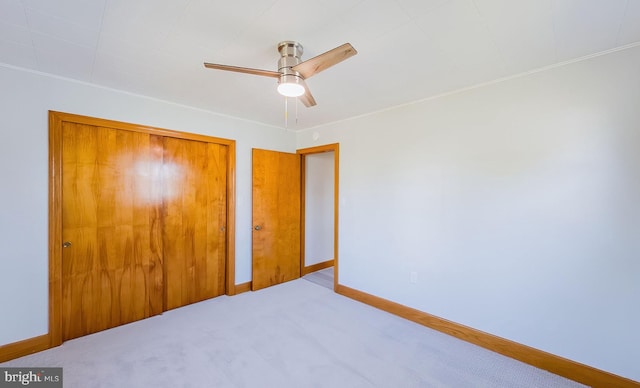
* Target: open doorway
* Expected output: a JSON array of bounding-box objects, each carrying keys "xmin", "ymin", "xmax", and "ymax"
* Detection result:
[{"xmin": 298, "ymin": 144, "xmax": 339, "ymax": 290}]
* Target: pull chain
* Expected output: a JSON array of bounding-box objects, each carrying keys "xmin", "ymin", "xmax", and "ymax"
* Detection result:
[
  {"xmin": 283, "ymin": 97, "xmax": 300, "ymax": 129},
  {"xmin": 285, "ymin": 97, "xmax": 288, "ymax": 129}
]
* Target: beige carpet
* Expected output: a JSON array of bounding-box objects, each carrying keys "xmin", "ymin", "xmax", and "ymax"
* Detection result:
[{"xmin": 2, "ymin": 279, "xmax": 586, "ymax": 387}]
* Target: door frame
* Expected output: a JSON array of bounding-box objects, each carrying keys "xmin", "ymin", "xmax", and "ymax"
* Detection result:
[
  {"xmin": 297, "ymin": 143, "xmax": 339, "ymax": 290},
  {"xmin": 48, "ymin": 111, "xmax": 237, "ymax": 347}
]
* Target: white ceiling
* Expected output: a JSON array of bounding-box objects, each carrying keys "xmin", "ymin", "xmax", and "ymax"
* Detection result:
[{"xmin": 1, "ymin": 0, "xmax": 639, "ymax": 129}]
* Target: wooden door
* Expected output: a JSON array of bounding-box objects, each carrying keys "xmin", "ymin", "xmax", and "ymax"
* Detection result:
[
  {"xmin": 61, "ymin": 123, "xmax": 163, "ymax": 340},
  {"xmin": 163, "ymin": 137, "xmax": 227, "ymax": 310},
  {"xmin": 252, "ymin": 149, "xmax": 301, "ymax": 290}
]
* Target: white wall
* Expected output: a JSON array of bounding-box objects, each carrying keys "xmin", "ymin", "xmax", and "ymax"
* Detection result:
[
  {"xmin": 304, "ymin": 152, "xmax": 334, "ymax": 266},
  {"xmin": 297, "ymin": 46, "xmax": 640, "ymax": 381},
  {"xmin": 0, "ymin": 64, "xmax": 295, "ymax": 346}
]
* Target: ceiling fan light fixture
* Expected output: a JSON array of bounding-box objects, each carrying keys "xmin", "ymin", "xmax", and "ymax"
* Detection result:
[
  {"xmin": 277, "ymin": 74, "xmax": 305, "ymax": 97},
  {"xmin": 204, "ymin": 42, "xmax": 357, "ymax": 107}
]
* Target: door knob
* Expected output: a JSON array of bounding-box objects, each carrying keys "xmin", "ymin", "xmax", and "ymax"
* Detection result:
[
  {"xmin": 254, "ymin": 225, "xmax": 262, "ymax": 231},
  {"xmin": 63, "ymin": 241, "xmax": 72, "ymax": 248}
]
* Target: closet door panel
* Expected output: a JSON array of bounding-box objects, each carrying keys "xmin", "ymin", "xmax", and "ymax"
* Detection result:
[
  {"xmin": 61, "ymin": 123, "xmax": 163, "ymax": 340},
  {"xmin": 163, "ymin": 137, "xmax": 227, "ymax": 310}
]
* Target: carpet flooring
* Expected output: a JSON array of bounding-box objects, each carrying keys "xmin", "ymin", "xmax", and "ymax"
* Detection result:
[
  {"xmin": 2, "ymin": 279, "xmax": 586, "ymax": 387},
  {"xmin": 303, "ymin": 267, "xmax": 334, "ymax": 290}
]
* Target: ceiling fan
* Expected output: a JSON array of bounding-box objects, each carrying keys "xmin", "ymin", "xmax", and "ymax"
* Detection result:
[{"xmin": 203, "ymin": 41, "xmax": 357, "ymax": 107}]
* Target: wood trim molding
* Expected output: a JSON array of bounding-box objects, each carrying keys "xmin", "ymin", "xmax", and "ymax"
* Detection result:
[
  {"xmin": 297, "ymin": 143, "xmax": 339, "ymax": 290},
  {"xmin": 335, "ymin": 284, "xmax": 639, "ymax": 388},
  {"xmin": 225, "ymin": 140, "xmax": 237, "ymax": 296},
  {"xmin": 48, "ymin": 111, "xmax": 236, "ymax": 146},
  {"xmin": 297, "ymin": 144, "xmax": 339, "ymax": 154},
  {"xmin": 299, "ymin": 153, "xmax": 307, "ymax": 277},
  {"xmin": 302, "ymin": 259, "xmax": 334, "ymax": 276},
  {"xmin": 49, "ymin": 112, "xmax": 63, "ymax": 348},
  {"xmin": 0, "ymin": 334, "xmax": 50, "ymax": 363},
  {"xmin": 233, "ymin": 282, "xmax": 252, "ymax": 294},
  {"xmin": 332, "ymin": 145, "xmax": 339, "ymax": 290}
]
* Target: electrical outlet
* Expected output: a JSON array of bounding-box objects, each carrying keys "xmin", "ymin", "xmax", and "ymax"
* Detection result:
[{"xmin": 410, "ymin": 271, "xmax": 418, "ymax": 284}]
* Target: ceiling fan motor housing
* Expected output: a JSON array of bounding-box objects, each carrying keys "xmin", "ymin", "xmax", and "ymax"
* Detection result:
[{"xmin": 278, "ymin": 41, "xmax": 303, "ymax": 78}]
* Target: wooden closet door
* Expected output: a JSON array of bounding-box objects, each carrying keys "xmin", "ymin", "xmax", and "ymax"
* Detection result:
[
  {"xmin": 163, "ymin": 137, "xmax": 227, "ymax": 310},
  {"xmin": 61, "ymin": 123, "xmax": 163, "ymax": 340}
]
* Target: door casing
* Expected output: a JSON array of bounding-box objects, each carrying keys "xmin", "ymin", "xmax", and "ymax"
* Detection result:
[{"xmin": 298, "ymin": 144, "xmax": 339, "ymax": 289}]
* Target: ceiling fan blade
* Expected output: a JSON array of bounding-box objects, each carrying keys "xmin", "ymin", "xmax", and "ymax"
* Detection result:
[
  {"xmin": 292, "ymin": 43, "xmax": 357, "ymax": 79},
  {"xmin": 299, "ymin": 84, "xmax": 317, "ymax": 107},
  {"xmin": 203, "ymin": 62, "xmax": 280, "ymax": 78}
]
